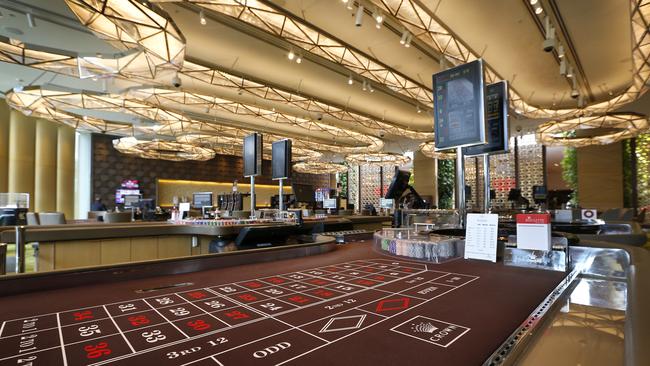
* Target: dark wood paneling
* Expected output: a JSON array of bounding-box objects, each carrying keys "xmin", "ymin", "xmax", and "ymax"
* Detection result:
[{"xmin": 91, "ymin": 134, "xmax": 329, "ymax": 206}]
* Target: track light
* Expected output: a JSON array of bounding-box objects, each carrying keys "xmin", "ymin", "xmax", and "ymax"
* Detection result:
[
  {"xmin": 362, "ymin": 80, "xmax": 368, "ymax": 91},
  {"xmin": 348, "ymin": 74, "xmax": 353, "ymax": 85},
  {"xmin": 26, "ymin": 13, "xmax": 35, "ymax": 28},
  {"xmin": 416, "ymin": 105, "xmax": 422, "ymax": 113},
  {"xmin": 296, "ymin": 55, "xmax": 302, "ymax": 64},
  {"xmin": 534, "ymin": 3, "xmax": 543, "ymax": 14},
  {"xmin": 529, "ymin": 0, "xmax": 538, "ymax": 4},
  {"xmin": 355, "ymin": 5, "xmax": 364, "ymax": 27},
  {"xmin": 567, "ymin": 66, "xmax": 574, "ymax": 78},
  {"xmin": 374, "ymin": 9, "xmax": 383, "ymax": 29},
  {"xmin": 369, "ymin": 84, "xmax": 375, "ymax": 93},
  {"xmin": 571, "ymin": 78, "xmax": 579, "ymax": 99},
  {"xmin": 404, "ymin": 34, "xmax": 412, "ymax": 48},
  {"xmin": 199, "ymin": 10, "xmax": 206, "ymax": 25},
  {"xmin": 400, "ymin": 30, "xmax": 409, "ymax": 45},
  {"xmin": 558, "ymin": 45, "xmax": 565, "ymax": 59},
  {"xmin": 560, "ymin": 59, "xmax": 567, "ymax": 76},
  {"xmin": 287, "ymin": 50, "xmax": 295, "ymax": 60}
]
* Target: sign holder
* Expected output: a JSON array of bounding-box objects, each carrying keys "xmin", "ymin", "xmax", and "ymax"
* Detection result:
[{"xmin": 454, "ymin": 147, "xmax": 466, "ymax": 228}]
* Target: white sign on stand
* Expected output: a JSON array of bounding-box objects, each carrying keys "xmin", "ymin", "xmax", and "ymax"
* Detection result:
[
  {"xmin": 464, "ymin": 213, "xmax": 499, "ymax": 262},
  {"xmin": 516, "ymin": 213, "xmax": 552, "ymax": 251}
]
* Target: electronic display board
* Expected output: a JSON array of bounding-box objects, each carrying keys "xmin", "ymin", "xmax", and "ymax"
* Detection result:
[
  {"xmin": 433, "ymin": 59, "xmax": 486, "ymax": 150},
  {"xmin": 463, "ymin": 80, "xmax": 509, "ymax": 156},
  {"xmin": 272, "ymin": 139, "xmax": 292, "ymax": 180},
  {"xmin": 243, "ymin": 133, "xmax": 262, "ymax": 177}
]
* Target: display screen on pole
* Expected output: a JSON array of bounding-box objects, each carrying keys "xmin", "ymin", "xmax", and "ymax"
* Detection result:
[
  {"xmin": 243, "ymin": 133, "xmax": 262, "ymax": 177},
  {"xmin": 463, "ymin": 81, "xmax": 509, "ymax": 156},
  {"xmin": 433, "ymin": 59, "xmax": 486, "ymax": 150},
  {"xmin": 272, "ymin": 139, "xmax": 292, "ymax": 180}
]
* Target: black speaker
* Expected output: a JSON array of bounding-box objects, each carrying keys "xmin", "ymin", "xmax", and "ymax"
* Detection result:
[
  {"xmin": 272, "ymin": 139, "xmax": 292, "ymax": 180},
  {"xmin": 243, "ymin": 133, "xmax": 262, "ymax": 177}
]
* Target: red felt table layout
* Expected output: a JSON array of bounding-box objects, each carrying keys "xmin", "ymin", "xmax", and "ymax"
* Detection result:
[{"xmin": 0, "ymin": 241, "xmax": 566, "ymax": 366}]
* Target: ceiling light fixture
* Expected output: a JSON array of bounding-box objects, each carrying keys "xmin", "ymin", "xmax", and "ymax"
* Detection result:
[
  {"xmin": 345, "ymin": 152, "xmax": 411, "ymax": 166},
  {"xmin": 369, "ymin": 84, "xmax": 375, "ymax": 93},
  {"xmin": 287, "ymin": 49, "xmax": 295, "ymax": 60},
  {"xmin": 419, "ymin": 142, "xmax": 456, "ymax": 160},
  {"xmin": 199, "ymin": 9, "xmax": 206, "ymax": 25},
  {"xmin": 296, "ymin": 55, "xmax": 302, "ymax": 64},
  {"xmin": 293, "ymin": 162, "xmax": 348, "ymax": 174},
  {"xmin": 400, "ymin": 30, "xmax": 409, "ymax": 45},
  {"xmin": 26, "ymin": 13, "xmax": 35, "ymax": 28},
  {"xmin": 536, "ymin": 113, "xmax": 649, "ymax": 147},
  {"xmin": 535, "ymin": 4, "xmax": 543, "ymax": 14},
  {"xmin": 558, "ymin": 45, "xmax": 565, "ymax": 59},
  {"xmin": 374, "ymin": 9, "xmax": 383, "ymax": 29},
  {"xmin": 362, "ymin": 80, "xmax": 368, "ymax": 91},
  {"xmin": 416, "ymin": 105, "xmax": 421, "ymax": 113},
  {"xmin": 404, "ymin": 34, "xmax": 413, "ymax": 48},
  {"xmin": 567, "ymin": 66, "xmax": 574, "ymax": 78},
  {"xmin": 559, "ymin": 59, "xmax": 567, "ymax": 76},
  {"xmin": 348, "ymin": 74, "xmax": 353, "ymax": 85},
  {"xmin": 529, "ymin": 0, "xmax": 539, "ymax": 4},
  {"xmin": 355, "ymin": 5, "xmax": 364, "ymax": 27}
]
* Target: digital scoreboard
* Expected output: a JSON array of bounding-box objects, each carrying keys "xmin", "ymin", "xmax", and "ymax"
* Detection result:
[{"xmin": 433, "ymin": 59, "xmax": 486, "ymax": 150}]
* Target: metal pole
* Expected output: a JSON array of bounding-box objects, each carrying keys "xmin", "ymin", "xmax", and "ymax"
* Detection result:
[
  {"xmin": 15, "ymin": 226, "xmax": 26, "ymax": 273},
  {"xmin": 455, "ymin": 146, "xmax": 466, "ymax": 228},
  {"xmin": 483, "ymin": 154, "xmax": 491, "ymax": 213},
  {"xmin": 250, "ymin": 176, "xmax": 256, "ymax": 218},
  {"xmin": 278, "ymin": 178, "xmax": 284, "ymax": 211},
  {"xmin": 0, "ymin": 243, "xmax": 6, "ymax": 275}
]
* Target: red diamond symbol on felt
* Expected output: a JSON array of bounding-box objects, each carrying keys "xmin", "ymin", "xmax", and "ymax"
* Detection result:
[{"xmin": 375, "ymin": 297, "xmax": 410, "ymax": 312}]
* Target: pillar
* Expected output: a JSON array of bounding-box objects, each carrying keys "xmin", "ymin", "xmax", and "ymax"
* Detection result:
[
  {"xmin": 0, "ymin": 101, "xmax": 9, "ymax": 192},
  {"xmin": 34, "ymin": 119, "xmax": 58, "ymax": 212},
  {"xmin": 413, "ymin": 150, "xmax": 438, "ymax": 206},
  {"xmin": 56, "ymin": 125, "xmax": 75, "ymax": 218},
  {"xmin": 577, "ymin": 142, "xmax": 624, "ymax": 211},
  {"xmin": 8, "ymin": 110, "xmax": 36, "ymax": 209}
]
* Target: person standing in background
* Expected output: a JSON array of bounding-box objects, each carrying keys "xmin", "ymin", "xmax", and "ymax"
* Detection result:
[{"xmin": 91, "ymin": 196, "xmax": 107, "ymax": 211}]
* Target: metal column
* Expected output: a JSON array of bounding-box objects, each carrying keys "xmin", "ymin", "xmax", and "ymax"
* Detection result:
[
  {"xmin": 278, "ymin": 178, "xmax": 284, "ymax": 211},
  {"xmin": 483, "ymin": 154, "xmax": 491, "ymax": 213},
  {"xmin": 455, "ymin": 147, "xmax": 466, "ymax": 228},
  {"xmin": 15, "ymin": 226, "xmax": 25, "ymax": 273},
  {"xmin": 250, "ymin": 176, "xmax": 256, "ymax": 218}
]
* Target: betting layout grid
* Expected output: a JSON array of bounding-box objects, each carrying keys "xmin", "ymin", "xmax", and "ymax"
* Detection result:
[{"xmin": 0, "ymin": 258, "xmax": 479, "ymax": 366}]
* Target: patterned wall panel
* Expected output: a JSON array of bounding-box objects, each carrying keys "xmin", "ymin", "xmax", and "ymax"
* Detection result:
[
  {"xmin": 359, "ymin": 165, "xmax": 381, "ymax": 209},
  {"xmin": 92, "ymin": 134, "xmax": 329, "ymax": 207},
  {"xmin": 347, "ymin": 166, "xmax": 358, "ymax": 209},
  {"xmin": 464, "ymin": 134, "xmax": 544, "ymax": 210}
]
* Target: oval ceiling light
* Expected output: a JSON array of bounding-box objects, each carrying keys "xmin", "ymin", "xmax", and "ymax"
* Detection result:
[
  {"xmin": 536, "ymin": 113, "xmax": 650, "ymax": 147},
  {"xmin": 345, "ymin": 152, "xmax": 411, "ymax": 166},
  {"xmin": 418, "ymin": 142, "xmax": 456, "ymax": 160},
  {"xmin": 293, "ymin": 162, "xmax": 348, "ymax": 174},
  {"xmin": 113, "ymin": 137, "xmax": 216, "ymax": 161}
]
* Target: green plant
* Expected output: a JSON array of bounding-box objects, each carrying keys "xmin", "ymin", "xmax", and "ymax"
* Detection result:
[
  {"xmin": 560, "ymin": 147, "xmax": 578, "ymax": 205},
  {"xmin": 438, "ymin": 159, "xmax": 455, "ymax": 209}
]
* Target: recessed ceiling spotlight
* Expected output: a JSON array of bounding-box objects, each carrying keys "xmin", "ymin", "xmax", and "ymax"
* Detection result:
[
  {"xmin": 348, "ymin": 74, "xmax": 353, "ymax": 85},
  {"xmin": 288, "ymin": 50, "xmax": 295, "ymax": 60},
  {"xmin": 199, "ymin": 10, "xmax": 206, "ymax": 25},
  {"xmin": 26, "ymin": 13, "xmax": 35, "ymax": 28},
  {"xmin": 355, "ymin": 5, "xmax": 364, "ymax": 27}
]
